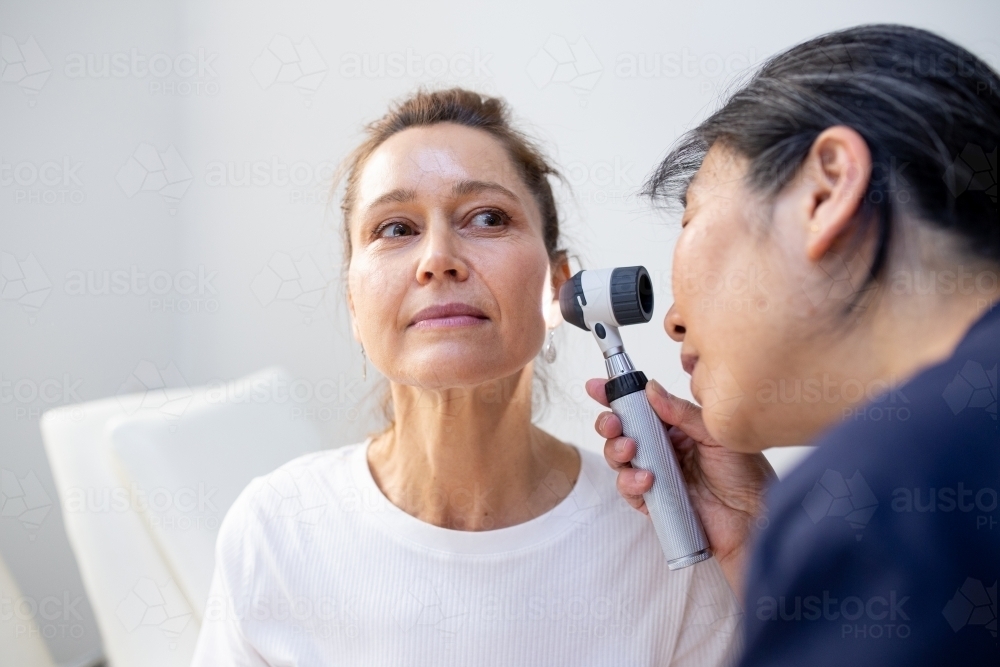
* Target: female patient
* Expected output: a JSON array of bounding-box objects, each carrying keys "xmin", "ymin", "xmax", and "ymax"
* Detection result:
[{"xmin": 191, "ymin": 88, "xmax": 739, "ymax": 666}]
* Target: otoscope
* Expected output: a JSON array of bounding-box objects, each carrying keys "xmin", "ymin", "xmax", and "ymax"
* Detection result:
[{"xmin": 559, "ymin": 266, "xmax": 711, "ymax": 569}]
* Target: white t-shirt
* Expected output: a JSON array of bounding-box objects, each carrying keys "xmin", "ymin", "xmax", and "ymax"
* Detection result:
[{"xmin": 191, "ymin": 439, "xmax": 743, "ymax": 666}]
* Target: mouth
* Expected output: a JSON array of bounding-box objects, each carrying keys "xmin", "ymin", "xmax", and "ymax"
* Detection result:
[
  {"xmin": 681, "ymin": 353, "xmax": 698, "ymax": 375},
  {"xmin": 409, "ymin": 302, "xmax": 490, "ymax": 329}
]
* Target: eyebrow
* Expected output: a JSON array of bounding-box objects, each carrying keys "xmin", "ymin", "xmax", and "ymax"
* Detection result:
[
  {"xmin": 365, "ymin": 188, "xmax": 417, "ymax": 211},
  {"xmin": 364, "ymin": 180, "xmax": 520, "ymax": 213},
  {"xmin": 451, "ymin": 179, "xmax": 520, "ymax": 202}
]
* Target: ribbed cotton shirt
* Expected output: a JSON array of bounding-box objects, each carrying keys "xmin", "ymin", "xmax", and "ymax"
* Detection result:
[{"xmin": 191, "ymin": 438, "xmax": 743, "ymax": 666}]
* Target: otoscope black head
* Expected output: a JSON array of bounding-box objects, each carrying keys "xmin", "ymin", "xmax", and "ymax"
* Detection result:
[
  {"xmin": 558, "ymin": 266, "xmax": 654, "ymax": 330},
  {"xmin": 610, "ymin": 266, "xmax": 654, "ymax": 325}
]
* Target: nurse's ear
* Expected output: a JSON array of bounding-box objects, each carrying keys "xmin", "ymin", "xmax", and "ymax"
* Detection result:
[
  {"xmin": 544, "ymin": 251, "xmax": 571, "ymax": 328},
  {"xmin": 794, "ymin": 126, "xmax": 873, "ymax": 262}
]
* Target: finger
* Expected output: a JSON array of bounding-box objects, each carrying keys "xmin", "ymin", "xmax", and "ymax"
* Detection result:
[
  {"xmin": 595, "ymin": 411, "xmax": 622, "ymax": 439},
  {"xmin": 617, "ymin": 468, "xmax": 653, "ymax": 512},
  {"xmin": 585, "ymin": 378, "xmax": 610, "ymax": 407},
  {"xmin": 603, "ymin": 435, "xmax": 635, "ymax": 470},
  {"xmin": 644, "ymin": 379, "xmax": 717, "ymax": 445}
]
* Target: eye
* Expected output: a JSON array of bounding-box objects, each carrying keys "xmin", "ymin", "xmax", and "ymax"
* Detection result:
[
  {"xmin": 377, "ymin": 221, "xmax": 415, "ymax": 238},
  {"xmin": 469, "ymin": 209, "xmax": 508, "ymax": 228}
]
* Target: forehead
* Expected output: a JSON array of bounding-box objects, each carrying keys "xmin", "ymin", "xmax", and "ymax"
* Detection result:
[
  {"xmin": 686, "ymin": 143, "xmax": 748, "ymax": 206},
  {"xmin": 355, "ymin": 123, "xmax": 523, "ymax": 203}
]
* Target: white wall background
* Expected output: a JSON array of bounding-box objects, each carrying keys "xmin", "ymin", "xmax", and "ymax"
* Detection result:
[{"xmin": 2, "ymin": 1, "xmax": 997, "ymax": 664}]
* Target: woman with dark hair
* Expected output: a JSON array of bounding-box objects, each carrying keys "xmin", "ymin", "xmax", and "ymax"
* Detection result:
[
  {"xmin": 591, "ymin": 24, "xmax": 998, "ymax": 665},
  {"xmin": 192, "ymin": 88, "xmax": 741, "ymax": 666}
]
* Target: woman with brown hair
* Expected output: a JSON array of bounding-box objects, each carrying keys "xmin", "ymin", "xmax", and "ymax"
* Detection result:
[{"xmin": 191, "ymin": 88, "xmax": 741, "ymax": 666}]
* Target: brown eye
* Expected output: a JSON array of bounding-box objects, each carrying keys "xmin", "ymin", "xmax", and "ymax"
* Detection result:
[
  {"xmin": 379, "ymin": 222, "xmax": 414, "ymax": 238},
  {"xmin": 470, "ymin": 210, "xmax": 507, "ymax": 227}
]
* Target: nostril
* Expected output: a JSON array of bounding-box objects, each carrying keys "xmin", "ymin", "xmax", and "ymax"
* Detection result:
[{"xmin": 674, "ymin": 325, "xmax": 686, "ymax": 334}]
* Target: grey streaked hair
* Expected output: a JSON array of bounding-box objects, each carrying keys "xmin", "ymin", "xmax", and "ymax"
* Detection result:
[{"xmin": 645, "ymin": 24, "xmax": 1000, "ymax": 288}]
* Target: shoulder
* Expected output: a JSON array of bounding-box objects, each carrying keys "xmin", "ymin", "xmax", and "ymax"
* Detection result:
[
  {"xmin": 766, "ymin": 304, "xmax": 998, "ymax": 529},
  {"xmin": 215, "ymin": 443, "xmax": 362, "ymax": 558},
  {"xmin": 739, "ymin": 311, "xmax": 999, "ymax": 665}
]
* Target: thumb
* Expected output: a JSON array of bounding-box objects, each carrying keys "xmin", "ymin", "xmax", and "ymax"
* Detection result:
[
  {"xmin": 644, "ymin": 379, "xmax": 715, "ymax": 444},
  {"xmin": 585, "ymin": 378, "xmax": 610, "ymax": 407}
]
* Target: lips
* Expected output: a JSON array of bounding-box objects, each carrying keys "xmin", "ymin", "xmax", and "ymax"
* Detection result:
[
  {"xmin": 409, "ymin": 302, "xmax": 489, "ymax": 328},
  {"xmin": 681, "ymin": 353, "xmax": 698, "ymax": 375}
]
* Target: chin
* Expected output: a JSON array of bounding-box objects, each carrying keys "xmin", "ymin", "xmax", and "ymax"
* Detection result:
[
  {"xmin": 702, "ymin": 410, "xmax": 767, "ymax": 453},
  {"xmin": 396, "ymin": 348, "xmax": 529, "ymax": 389}
]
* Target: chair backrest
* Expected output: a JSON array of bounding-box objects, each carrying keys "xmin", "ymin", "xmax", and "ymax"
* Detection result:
[{"xmin": 40, "ymin": 366, "xmax": 325, "ymax": 667}]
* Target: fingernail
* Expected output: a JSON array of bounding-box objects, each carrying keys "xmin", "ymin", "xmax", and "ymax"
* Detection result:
[
  {"xmin": 635, "ymin": 471, "xmax": 649, "ymax": 483},
  {"xmin": 615, "ymin": 439, "xmax": 625, "ymax": 453},
  {"xmin": 648, "ymin": 379, "xmax": 669, "ymax": 399},
  {"xmin": 597, "ymin": 413, "xmax": 607, "ymax": 430}
]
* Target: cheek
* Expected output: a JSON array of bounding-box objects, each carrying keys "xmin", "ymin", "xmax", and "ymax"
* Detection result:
[
  {"xmin": 484, "ymin": 245, "xmax": 549, "ymax": 331},
  {"xmin": 673, "ymin": 223, "xmax": 726, "ymax": 318},
  {"xmin": 348, "ymin": 258, "xmax": 405, "ymax": 338}
]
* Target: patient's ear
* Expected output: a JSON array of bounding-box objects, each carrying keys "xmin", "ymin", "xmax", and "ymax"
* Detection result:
[
  {"xmin": 545, "ymin": 253, "xmax": 571, "ymax": 328},
  {"xmin": 798, "ymin": 126, "xmax": 872, "ymax": 262},
  {"xmin": 346, "ymin": 288, "xmax": 361, "ymax": 341}
]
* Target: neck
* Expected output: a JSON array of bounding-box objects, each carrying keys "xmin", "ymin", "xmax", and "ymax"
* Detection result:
[
  {"xmin": 366, "ymin": 362, "xmax": 580, "ymax": 531},
  {"xmin": 862, "ymin": 225, "xmax": 1000, "ymax": 383},
  {"xmin": 873, "ymin": 275, "xmax": 997, "ymax": 381},
  {"xmin": 806, "ymin": 257, "xmax": 998, "ymax": 436}
]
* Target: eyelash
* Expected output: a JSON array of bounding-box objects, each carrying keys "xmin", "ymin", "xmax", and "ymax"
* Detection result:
[
  {"xmin": 372, "ymin": 207, "xmax": 511, "ymax": 240},
  {"xmin": 469, "ymin": 207, "xmax": 511, "ymax": 228}
]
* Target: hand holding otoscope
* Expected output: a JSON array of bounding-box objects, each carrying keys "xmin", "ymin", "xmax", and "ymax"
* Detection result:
[{"xmin": 559, "ymin": 266, "xmax": 712, "ymax": 569}]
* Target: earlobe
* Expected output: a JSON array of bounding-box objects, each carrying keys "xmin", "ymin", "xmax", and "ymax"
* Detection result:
[{"xmin": 803, "ymin": 126, "xmax": 872, "ymax": 262}]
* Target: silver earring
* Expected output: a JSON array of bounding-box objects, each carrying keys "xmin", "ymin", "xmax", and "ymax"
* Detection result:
[
  {"xmin": 542, "ymin": 329, "xmax": 557, "ymax": 363},
  {"xmin": 360, "ymin": 345, "xmax": 367, "ymax": 381}
]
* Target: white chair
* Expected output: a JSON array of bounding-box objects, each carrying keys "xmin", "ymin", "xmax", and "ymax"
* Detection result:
[
  {"xmin": 40, "ymin": 366, "xmax": 324, "ymax": 667},
  {"xmin": 0, "ymin": 550, "xmax": 57, "ymax": 667}
]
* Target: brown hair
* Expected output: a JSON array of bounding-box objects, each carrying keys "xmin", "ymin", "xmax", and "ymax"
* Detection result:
[{"xmin": 336, "ymin": 87, "xmax": 567, "ymax": 269}]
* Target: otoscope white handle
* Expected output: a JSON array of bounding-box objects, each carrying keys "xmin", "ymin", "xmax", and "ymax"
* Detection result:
[{"xmin": 609, "ymin": 388, "xmax": 711, "ymax": 569}]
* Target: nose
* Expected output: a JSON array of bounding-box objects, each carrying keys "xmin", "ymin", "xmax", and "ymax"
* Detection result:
[
  {"xmin": 664, "ymin": 302, "xmax": 686, "ymax": 342},
  {"xmin": 415, "ymin": 219, "xmax": 470, "ymax": 285}
]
